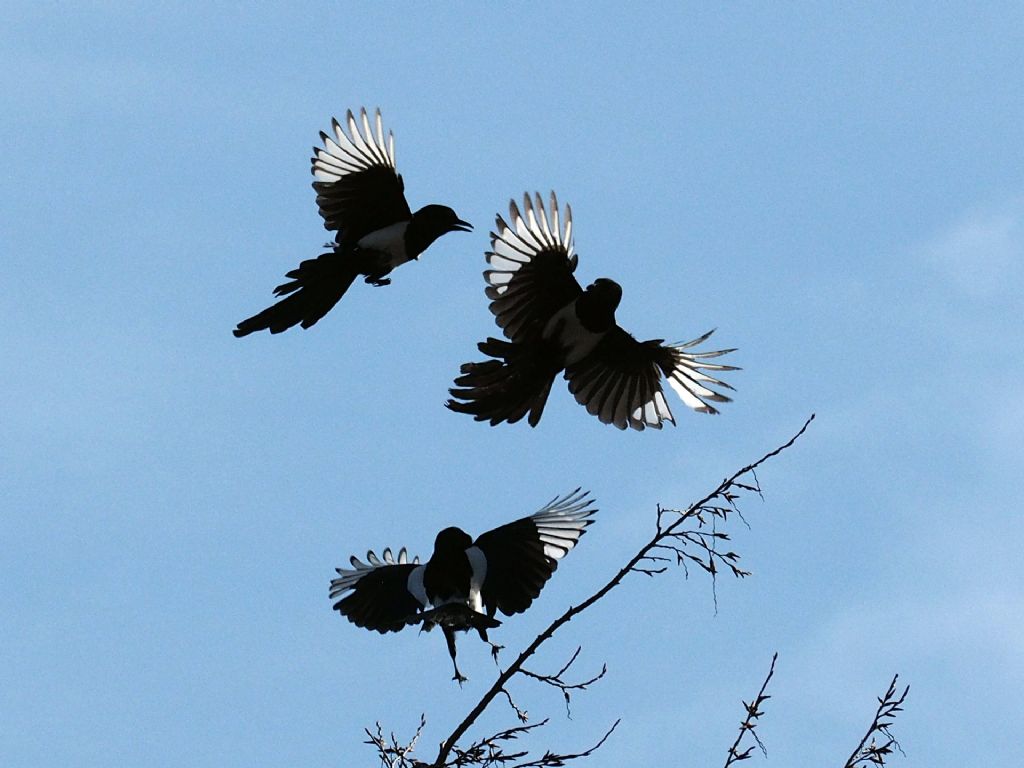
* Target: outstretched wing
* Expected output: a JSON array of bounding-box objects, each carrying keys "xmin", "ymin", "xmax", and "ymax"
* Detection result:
[
  {"xmin": 473, "ymin": 488, "xmax": 596, "ymax": 617},
  {"xmin": 565, "ymin": 327, "xmax": 738, "ymax": 431},
  {"xmin": 329, "ymin": 547, "xmax": 425, "ymax": 633},
  {"xmin": 311, "ymin": 108, "xmax": 412, "ymax": 245},
  {"xmin": 485, "ymin": 192, "xmax": 583, "ymax": 342}
]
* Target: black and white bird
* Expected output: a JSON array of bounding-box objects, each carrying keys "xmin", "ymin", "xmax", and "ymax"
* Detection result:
[
  {"xmin": 446, "ymin": 192, "xmax": 738, "ymax": 430},
  {"xmin": 329, "ymin": 488, "xmax": 596, "ymax": 683},
  {"xmin": 233, "ymin": 108, "xmax": 471, "ymax": 337}
]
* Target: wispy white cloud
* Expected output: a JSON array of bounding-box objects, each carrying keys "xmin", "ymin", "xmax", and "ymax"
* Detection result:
[
  {"xmin": 786, "ymin": 586, "xmax": 1024, "ymax": 731},
  {"xmin": 836, "ymin": 589, "xmax": 1021, "ymax": 666},
  {"xmin": 919, "ymin": 198, "xmax": 1024, "ymax": 299}
]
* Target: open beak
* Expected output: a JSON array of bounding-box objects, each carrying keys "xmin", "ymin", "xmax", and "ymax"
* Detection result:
[{"xmin": 452, "ymin": 218, "xmax": 473, "ymax": 233}]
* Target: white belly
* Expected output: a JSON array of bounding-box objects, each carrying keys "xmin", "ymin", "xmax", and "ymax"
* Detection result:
[{"xmin": 357, "ymin": 221, "xmax": 410, "ymax": 270}]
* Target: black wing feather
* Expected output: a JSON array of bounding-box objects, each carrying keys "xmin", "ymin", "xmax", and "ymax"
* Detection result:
[
  {"xmin": 564, "ymin": 326, "xmax": 671, "ymax": 431},
  {"xmin": 473, "ymin": 489, "xmax": 595, "ymax": 617},
  {"xmin": 330, "ymin": 558, "xmax": 423, "ymax": 634},
  {"xmin": 565, "ymin": 326, "xmax": 738, "ymax": 430},
  {"xmin": 475, "ymin": 518, "xmax": 554, "ymax": 616},
  {"xmin": 485, "ymin": 193, "xmax": 583, "ymax": 342},
  {"xmin": 311, "ymin": 109, "xmax": 412, "ymax": 245}
]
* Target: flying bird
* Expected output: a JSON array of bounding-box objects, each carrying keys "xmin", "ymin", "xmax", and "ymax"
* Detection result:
[
  {"xmin": 233, "ymin": 108, "xmax": 471, "ymax": 337},
  {"xmin": 329, "ymin": 488, "xmax": 596, "ymax": 683},
  {"xmin": 446, "ymin": 192, "xmax": 737, "ymax": 430}
]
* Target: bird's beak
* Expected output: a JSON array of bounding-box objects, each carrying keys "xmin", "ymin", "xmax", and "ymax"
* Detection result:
[{"xmin": 451, "ymin": 218, "xmax": 473, "ymax": 233}]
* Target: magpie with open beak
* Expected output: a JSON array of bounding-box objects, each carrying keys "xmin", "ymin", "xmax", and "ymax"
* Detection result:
[
  {"xmin": 446, "ymin": 192, "xmax": 737, "ymax": 430},
  {"xmin": 234, "ymin": 108, "xmax": 471, "ymax": 337},
  {"xmin": 329, "ymin": 488, "xmax": 595, "ymax": 683}
]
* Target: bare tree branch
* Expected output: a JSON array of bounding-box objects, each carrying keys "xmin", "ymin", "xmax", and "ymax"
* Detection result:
[
  {"xmin": 844, "ymin": 675, "xmax": 910, "ymax": 767},
  {"xmin": 723, "ymin": 653, "xmax": 777, "ymax": 766},
  {"xmin": 359, "ymin": 413, "xmax": 911, "ymax": 768},
  {"xmin": 446, "ymin": 720, "xmax": 541, "ymax": 768},
  {"xmin": 499, "ymin": 687, "xmax": 529, "ymax": 724},
  {"xmin": 364, "ymin": 714, "xmax": 427, "ymax": 768},
  {"xmin": 441, "ymin": 718, "xmax": 618, "ymax": 768},
  {"xmin": 426, "ymin": 415, "xmax": 816, "ymax": 766},
  {"xmin": 518, "ymin": 646, "xmax": 608, "ymax": 718},
  {"xmin": 510, "ymin": 719, "xmax": 620, "ymax": 768}
]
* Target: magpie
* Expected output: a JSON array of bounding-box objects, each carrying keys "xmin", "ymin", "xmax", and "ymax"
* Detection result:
[
  {"xmin": 446, "ymin": 192, "xmax": 738, "ymax": 430},
  {"xmin": 329, "ymin": 488, "xmax": 595, "ymax": 683},
  {"xmin": 233, "ymin": 108, "xmax": 471, "ymax": 337}
]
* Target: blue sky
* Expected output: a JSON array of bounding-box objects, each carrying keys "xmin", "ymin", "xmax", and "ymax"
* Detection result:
[{"xmin": 2, "ymin": 2, "xmax": 1022, "ymax": 766}]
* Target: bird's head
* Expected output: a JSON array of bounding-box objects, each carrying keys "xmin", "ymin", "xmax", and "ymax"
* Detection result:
[
  {"xmin": 576, "ymin": 278, "xmax": 623, "ymax": 333},
  {"xmin": 406, "ymin": 205, "xmax": 472, "ymax": 257},
  {"xmin": 587, "ymin": 278, "xmax": 623, "ymax": 309},
  {"xmin": 415, "ymin": 205, "xmax": 473, "ymax": 235},
  {"xmin": 433, "ymin": 526, "xmax": 473, "ymax": 555}
]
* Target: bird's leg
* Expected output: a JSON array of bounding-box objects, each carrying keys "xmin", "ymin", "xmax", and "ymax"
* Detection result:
[
  {"xmin": 443, "ymin": 627, "xmax": 467, "ymax": 685},
  {"xmin": 477, "ymin": 626, "xmax": 503, "ymax": 665},
  {"xmin": 360, "ymin": 254, "xmax": 392, "ymax": 287}
]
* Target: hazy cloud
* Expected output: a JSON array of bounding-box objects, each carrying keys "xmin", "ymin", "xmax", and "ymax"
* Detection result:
[{"xmin": 920, "ymin": 198, "xmax": 1024, "ymax": 298}]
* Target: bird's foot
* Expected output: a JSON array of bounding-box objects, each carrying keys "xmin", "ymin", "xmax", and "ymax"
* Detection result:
[
  {"xmin": 365, "ymin": 275, "xmax": 391, "ymax": 287},
  {"xmin": 452, "ymin": 671, "xmax": 467, "ymax": 686},
  {"xmin": 489, "ymin": 643, "xmax": 504, "ymax": 664}
]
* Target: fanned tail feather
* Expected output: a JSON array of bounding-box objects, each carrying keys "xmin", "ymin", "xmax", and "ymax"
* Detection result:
[
  {"xmin": 418, "ymin": 604, "xmax": 502, "ymax": 632},
  {"xmin": 446, "ymin": 338, "xmax": 559, "ymax": 427}
]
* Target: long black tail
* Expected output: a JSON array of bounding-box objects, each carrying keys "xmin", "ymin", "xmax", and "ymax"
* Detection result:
[
  {"xmin": 233, "ymin": 251, "xmax": 358, "ymax": 337},
  {"xmin": 446, "ymin": 338, "xmax": 560, "ymax": 427}
]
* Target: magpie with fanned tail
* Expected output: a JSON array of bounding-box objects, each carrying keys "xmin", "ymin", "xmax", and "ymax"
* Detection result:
[
  {"xmin": 329, "ymin": 488, "xmax": 595, "ymax": 683},
  {"xmin": 233, "ymin": 108, "xmax": 471, "ymax": 337},
  {"xmin": 446, "ymin": 192, "xmax": 738, "ymax": 430}
]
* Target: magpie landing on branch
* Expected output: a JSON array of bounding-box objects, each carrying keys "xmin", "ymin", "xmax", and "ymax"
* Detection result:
[
  {"xmin": 329, "ymin": 488, "xmax": 596, "ymax": 683},
  {"xmin": 446, "ymin": 192, "xmax": 738, "ymax": 430},
  {"xmin": 233, "ymin": 108, "xmax": 471, "ymax": 337}
]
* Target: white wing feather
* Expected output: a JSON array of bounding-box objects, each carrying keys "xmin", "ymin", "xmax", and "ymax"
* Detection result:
[
  {"xmin": 485, "ymin": 191, "xmax": 576, "ymax": 296},
  {"xmin": 528, "ymin": 487, "xmax": 596, "ymax": 561},
  {"xmin": 329, "ymin": 546, "xmax": 420, "ymax": 599},
  {"xmin": 312, "ymin": 107, "xmax": 395, "ymax": 183}
]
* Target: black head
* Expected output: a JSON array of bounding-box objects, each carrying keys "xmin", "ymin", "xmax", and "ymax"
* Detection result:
[
  {"xmin": 407, "ymin": 205, "xmax": 472, "ymax": 257},
  {"xmin": 587, "ymin": 278, "xmax": 623, "ymax": 307},
  {"xmin": 576, "ymin": 278, "xmax": 623, "ymax": 332},
  {"xmin": 414, "ymin": 204, "xmax": 473, "ymax": 233},
  {"xmin": 433, "ymin": 526, "xmax": 474, "ymax": 555}
]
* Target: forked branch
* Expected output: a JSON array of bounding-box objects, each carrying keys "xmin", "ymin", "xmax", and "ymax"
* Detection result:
[{"xmin": 426, "ymin": 415, "xmax": 815, "ymax": 766}]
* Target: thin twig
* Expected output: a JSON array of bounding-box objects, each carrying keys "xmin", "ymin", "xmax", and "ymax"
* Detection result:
[
  {"xmin": 518, "ymin": 646, "xmax": 608, "ymax": 718},
  {"xmin": 499, "ymin": 688, "xmax": 529, "ymax": 724},
  {"xmin": 844, "ymin": 675, "xmax": 910, "ymax": 767},
  {"xmin": 510, "ymin": 719, "xmax": 621, "ymax": 768},
  {"xmin": 447, "ymin": 721, "xmax": 545, "ymax": 768},
  {"xmin": 723, "ymin": 653, "xmax": 777, "ymax": 766},
  {"xmin": 365, "ymin": 714, "xmax": 427, "ymax": 768}
]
